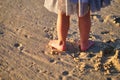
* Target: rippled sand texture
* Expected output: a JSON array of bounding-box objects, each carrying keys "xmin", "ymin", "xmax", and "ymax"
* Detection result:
[{"xmin": 0, "ymin": 0, "xmax": 120, "ymax": 80}]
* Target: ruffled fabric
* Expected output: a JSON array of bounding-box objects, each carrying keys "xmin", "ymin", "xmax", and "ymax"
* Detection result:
[{"xmin": 44, "ymin": 0, "xmax": 111, "ymax": 17}]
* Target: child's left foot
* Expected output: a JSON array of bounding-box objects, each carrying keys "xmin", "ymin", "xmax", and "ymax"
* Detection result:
[
  {"xmin": 48, "ymin": 40, "xmax": 66, "ymax": 51},
  {"xmin": 80, "ymin": 40, "xmax": 94, "ymax": 51}
]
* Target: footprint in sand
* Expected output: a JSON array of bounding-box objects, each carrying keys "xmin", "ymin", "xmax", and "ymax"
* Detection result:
[{"xmin": 92, "ymin": 48, "xmax": 120, "ymax": 75}]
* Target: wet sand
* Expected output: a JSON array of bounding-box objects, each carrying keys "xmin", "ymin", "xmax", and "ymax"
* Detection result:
[{"xmin": 0, "ymin": 0, "xmax": 120, "ymax": 80}]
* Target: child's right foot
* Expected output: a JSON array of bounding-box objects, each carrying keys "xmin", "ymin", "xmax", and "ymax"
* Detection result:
[{"xmin": 48, "ymin": 40, "xmax": 66, "ymax": 51}]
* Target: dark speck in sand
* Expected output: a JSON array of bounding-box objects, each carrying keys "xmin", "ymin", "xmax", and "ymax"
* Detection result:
[
  {"xmin": 62, "ymin": 71, "xmax": 69, "ymax": 76},
  {"xmin": 88, "ymin": 53, "xmax": 95, "ymax": 58},
  {"xmin": 101, "ymin": 31, "xmax": 109, "ymax": 35},
  {"xmin": 14, "ymin": 43, "xmax": 20, "ymax": 48},
  {"xmin": 49, "ymin": 58, "xmax": 55, "ymax": 63},
  {"xmin": 114, "ymin": 17, "xmax": 120, "ymax": 23}
]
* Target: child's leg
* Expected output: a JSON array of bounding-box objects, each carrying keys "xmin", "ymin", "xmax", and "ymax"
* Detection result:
[
  {"xmin": 78, "ymin": 10, "xmax": 94, "ymax": 51},
  {"xmin": 57, "ymin": 11, "xmax": 70, "ymax": 43},
  {"xmin": 49, "ymin": 11, "xmax": 70, "ymax": 51}
]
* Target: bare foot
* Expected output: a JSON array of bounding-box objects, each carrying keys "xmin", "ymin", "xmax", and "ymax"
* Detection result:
[
  {"xmin": 48, "ymin": 40, "xmax": 66, "ymax": 51},
  {"xmin": 80, "ymin": 40, "xmax": 94, "ymax": 51}
]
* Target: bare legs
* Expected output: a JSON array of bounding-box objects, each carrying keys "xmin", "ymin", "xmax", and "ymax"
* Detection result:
[
  {"xmin": 78, "ymin": 10, "xmax": 94, "ymax": 51},
  {"xmin": 49, "ymin": 10, "xmax": 94, "ymax": 51},
  {"xmin": 57, "ymin": 11, "xmax": 70, "ymax": 44},
  {"xmin": 48, "ymin": 11, "xmax": 70, "ymax": 51}
]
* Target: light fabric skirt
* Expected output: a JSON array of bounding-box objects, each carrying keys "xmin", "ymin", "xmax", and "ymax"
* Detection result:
[{"xmin": 44, "ymin": 0, "xmax": 111, "ymax": 17}]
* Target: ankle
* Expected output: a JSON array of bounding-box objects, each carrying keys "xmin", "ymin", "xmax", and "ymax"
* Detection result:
[
  {"xmin": 80, "ymin": 40, "xmax": 89, "ymax": 47},
  {"xmin": 57, "ymin": 40, "xmax": 66, "ymax": 51},
  {"xmin": 58, "ymin": 40, "xmax": 66, "ymax": 46}
]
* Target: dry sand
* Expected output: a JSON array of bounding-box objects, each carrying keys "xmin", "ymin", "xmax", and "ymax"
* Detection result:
[{"xmin": 0, "ymin": 0, "xmax": 120, "ymax": 80}]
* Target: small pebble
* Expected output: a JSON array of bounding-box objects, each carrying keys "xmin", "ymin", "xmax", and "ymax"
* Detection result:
[
  {"xmin": 74, "ymin": 57, "xmax": 80, "ymax": 62},
  {"xmin": 94, "ymin": 67, "xmax": 99, "ymax": 71},
  {"xmin": 79, "ymin": 63, "xmax": 86, "ymax": 71},
  {"xmin": 113, "ymin": 21, "xmax": 116, "ymax": 24},
  {"xmin": 111, "ymin": 38, "xmax": 116, "ymax": 42},
  {"xmin": 49, "ymin": 59, "xmax": 55, "ymax": 63},
  {"xmin": 116, "ymin": 23, "xmax": 120, "ymax": 27},
  {"xmin": 24, "ymin": 35, "xmax": 30, "ymax": 38},
  {"xmin": 62, "ymin": 71, "xmax": 69, "ymax": 76},
  {"xmin": 79, "ymin": 52, "xmax": 88, "ymax": 59},
  {"xmin": 105, "ymin": 70, "xmax": 111, "ymax": 75},
  {"xmin": 104, "ymin": 15, "xmax": 112, "ymax": 23},
  {"xmin": 14, "ymin": 43, "xmax": 21, "ymax": 48},
  {"xmin": 114, "ymin": 17, "xmax": 120, "ymax": 23}
]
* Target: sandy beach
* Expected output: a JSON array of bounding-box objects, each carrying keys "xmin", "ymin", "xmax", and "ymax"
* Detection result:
[{"xmin": 0, "ymin": 0, "xmax": 120, "ymax": 80}]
